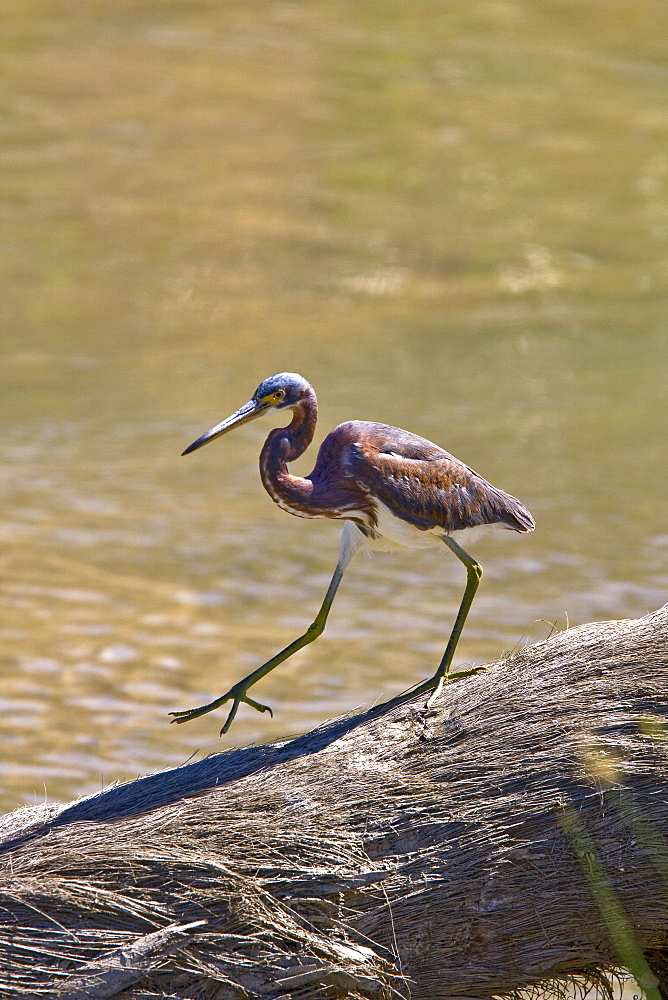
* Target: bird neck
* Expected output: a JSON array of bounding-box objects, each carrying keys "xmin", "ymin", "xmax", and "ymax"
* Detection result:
[{"xmin": 259, "ymin": 395, "xmax": 318, "ymax": 511}]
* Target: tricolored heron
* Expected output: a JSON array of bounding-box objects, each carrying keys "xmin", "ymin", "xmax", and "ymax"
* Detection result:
[{"xmin": 171, "ymin": 372, "xmax": 534, "ymax": 734}]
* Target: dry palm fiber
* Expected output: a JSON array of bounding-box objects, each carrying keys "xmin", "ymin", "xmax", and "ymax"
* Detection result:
[{"xmin": 1, "ymin": 606, "xmax": 668, "ymax": 998}]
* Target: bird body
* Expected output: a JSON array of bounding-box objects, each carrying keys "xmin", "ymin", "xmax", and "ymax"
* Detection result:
[
  {"xmin": 264, "ymin": 416, "xmax": 533, "ymax": 551},
  {"xmin": 173, "ymin": 372, "xmax": 534, "ymax": 734},
  {"xmin": 255, "ymin": 374, "xmax": 532, "ymax": 537}
]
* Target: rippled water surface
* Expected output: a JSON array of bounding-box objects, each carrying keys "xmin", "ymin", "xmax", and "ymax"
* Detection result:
[{"xmin": 1, "ymin": 0, "xmax": 667, "ymax": 813}]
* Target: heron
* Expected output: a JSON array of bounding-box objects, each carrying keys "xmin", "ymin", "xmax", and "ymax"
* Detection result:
[{"xmin": 171, "ymin": 372, "xmax": 534, "ymax": 734}]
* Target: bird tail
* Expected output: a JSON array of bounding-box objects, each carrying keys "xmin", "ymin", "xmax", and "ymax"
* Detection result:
[{"xmin": 502, "ymin": 496, "xmax": 535, "ymax": 533}]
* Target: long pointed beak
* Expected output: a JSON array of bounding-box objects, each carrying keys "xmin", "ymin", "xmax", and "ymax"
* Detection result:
[{"xmin": 182, "ymin": 398, "xmax": 269, "ymax": 456}]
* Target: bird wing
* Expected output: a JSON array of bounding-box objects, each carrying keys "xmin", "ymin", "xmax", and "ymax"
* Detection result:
[{"xmin": 344, "ymin": 424, "xmax": 533, "ymax": 534}]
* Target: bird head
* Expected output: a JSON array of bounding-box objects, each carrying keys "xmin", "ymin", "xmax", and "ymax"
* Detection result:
[{"xmin": 182, "ymin": 372, "xmax": 313, "ymax": 456}]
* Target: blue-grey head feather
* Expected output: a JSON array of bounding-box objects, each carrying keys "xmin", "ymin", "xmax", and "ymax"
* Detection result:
[{"xmin": 253, "ymin": 373, "xmax": 312, "ymax": 408}]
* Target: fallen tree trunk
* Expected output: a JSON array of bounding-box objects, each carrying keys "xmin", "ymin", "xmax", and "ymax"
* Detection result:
[{"xmin": 2, "ymin": 606, "xmax": 668, "ymax": 1000}]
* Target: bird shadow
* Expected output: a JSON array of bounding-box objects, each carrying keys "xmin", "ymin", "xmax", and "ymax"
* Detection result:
[{"xmin": 0, "ymin": 697, "xmax": 411, "ymax": 856}]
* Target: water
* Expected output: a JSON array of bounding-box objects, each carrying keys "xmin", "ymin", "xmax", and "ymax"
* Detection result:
[{"xmin": 1, "ymin": 0, "xmax": 667, "ymax": 813}]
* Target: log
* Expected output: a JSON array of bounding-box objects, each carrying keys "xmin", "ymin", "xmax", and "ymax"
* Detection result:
[{"xmin": 2, "ymin": 605, "xmax": 668, "ymax": 1000}]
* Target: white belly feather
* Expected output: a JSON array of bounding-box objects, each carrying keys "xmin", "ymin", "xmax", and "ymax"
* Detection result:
[
  {"xmin": 362, "ymin": 499, "xmax": 511, "ymax": 552},
  {"xmin": 370, "ymin": 500, "xmax": 442, "ymax": 550}
]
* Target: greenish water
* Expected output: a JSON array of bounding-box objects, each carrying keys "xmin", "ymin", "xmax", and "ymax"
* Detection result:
[{"xmin": 0, "ymin": 0, "xmax": 666, "ymax": 813}]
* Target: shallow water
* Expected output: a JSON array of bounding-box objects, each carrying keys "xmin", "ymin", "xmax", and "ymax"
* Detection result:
[{"xmin": 1, "ymin": 0, "xmax": 667, "ymax": 813}]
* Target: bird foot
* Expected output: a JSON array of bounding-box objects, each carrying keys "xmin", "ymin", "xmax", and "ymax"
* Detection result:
[
  {"xmin": 169, "ymin": 682, "xmax": 273, "ymax": 736},
  {"xmin": 425, "ymin": 665, "xmax": 489, "ymax": 708}
]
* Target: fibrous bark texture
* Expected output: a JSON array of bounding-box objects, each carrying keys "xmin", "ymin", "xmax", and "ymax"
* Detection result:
[{"xmin": 2, "ymin": 606, "xmax": 668, "ymax": 999}]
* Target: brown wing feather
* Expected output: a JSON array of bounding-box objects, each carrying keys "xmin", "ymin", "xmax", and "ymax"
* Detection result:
[{"xmin": 341, "ymin": 422, "xmax": 534, "ymax": 534}]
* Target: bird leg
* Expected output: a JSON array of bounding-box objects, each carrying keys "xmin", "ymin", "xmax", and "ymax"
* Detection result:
[
  {"xmin": 371, "ymin": 535, "xmax": 485, "ymax": 718},
  {"xmin": 170, "ymin": 523, "xmax": 362, "ymax": 735},
  {"xmin": 425, "ymin": 534, "xmax": 483, "ymax": 706}
]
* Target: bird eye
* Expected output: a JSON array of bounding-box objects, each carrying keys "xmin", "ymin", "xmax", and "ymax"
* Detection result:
[{"xmin": 274, "ymin": 390, "xmax": 285, "ymax": 401}]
